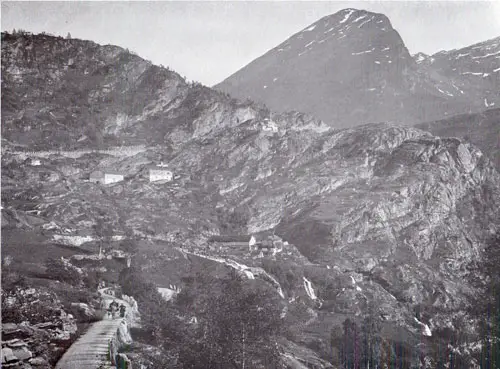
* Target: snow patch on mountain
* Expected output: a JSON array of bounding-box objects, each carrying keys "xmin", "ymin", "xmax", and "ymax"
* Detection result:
[
  {"xmin": 358, "ymin": 16, "xmax": 374, "ymax": 28},
  {"xmin": 462, "ymin": 72, "xmax": 485, "ymax": 76},
  {"xmin": 452, "ymin": 83, "xmax": 464, "ymax": 94},
  {"xmin": 484, "ymin": 98, "xmax": 495, "ymax": 107},
  {"xmin": 472, "ymin": 50, "xmax": 500, "ymax": 59},
  {"xmin": 436, "ymin": 87, "xmax": 453, "ymax": 97},
  {"xmin": 352, "ymin": 14, "xmax": 367, "ymax": 23},
  {"xmin": 352, "ymin": 48, "xmax": 375, "ymax": 55},
  {"xmin": 339, "ymin": 9, "xmax": 356, "ymax": 24},
  {"xmin": 415, "ymin": 54, "xmax": 426, "ymax": 64}
]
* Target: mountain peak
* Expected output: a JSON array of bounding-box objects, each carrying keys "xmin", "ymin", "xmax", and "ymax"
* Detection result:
[
  {"xmin": 216, "ymin": 9, "xmax": 499, "ymax": 129},
  {"xmin": 312, "ymin": 8, "xmax": 392, "ymax": 31},
  {"xmin": 216, "ymin": 8, "xmax": 414, "ymax": 127},
  {"xmin": 275, "ymin": 7, "xmax": 403, "ymax": 60}
]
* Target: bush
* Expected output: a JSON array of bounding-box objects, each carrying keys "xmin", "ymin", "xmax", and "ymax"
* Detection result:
[
  {"xmin": 83, "ymin": 270, "xmax": 101, "ymax": 290},
  {"xmin": 45, "ymin": 257, "xmax": 82, "ymax": 285},
  {"xmin": 120, "ymin": 239, "xmax": 138, "ymax": 254},
  {"xmin": 216, "ymin": 207, "xmax": 250, "ymax": 234},
  {"xmin": 2, "ymin": 269, "xmax": 27, "ymax": 294}
]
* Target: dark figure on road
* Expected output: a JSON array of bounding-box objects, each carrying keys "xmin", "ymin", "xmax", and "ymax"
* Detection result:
[
  {"xmin": 109, "ymin": 300, "xmax": 119, "ymax": 319},
  {"xmin": 119, "ymin": 304, "xmax": 126, "ymax": 318}
]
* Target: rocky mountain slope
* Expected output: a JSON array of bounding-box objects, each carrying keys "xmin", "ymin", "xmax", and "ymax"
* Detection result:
[
  {"xmin": 216, "ymin": 8, "xmax": 500, "ymax": 128},
  {"xmin": 414, "ymin": 36, "xmax": 500, "ymax": 110},
  {"xmin": 2, "ymin": 31, "xmax": 500, "ymax": 368},
  {"xmin": 1, "ymin": 31, "xmax": 267, "ymax": 150},
  {"xmin": 415, "ymin": 107, "xmax": 500, "ymax": 171}
]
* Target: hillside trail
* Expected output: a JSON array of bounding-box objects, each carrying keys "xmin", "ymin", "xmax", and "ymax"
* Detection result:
[{"xmin": 55, "ymin": 287, "xmax": 132, "ymax": 369}]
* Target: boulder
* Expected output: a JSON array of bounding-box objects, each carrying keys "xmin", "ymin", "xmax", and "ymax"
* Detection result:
[
  {"xmin": 29, "ymin": 356, "xmax": 49, "ymax": 366},
  {"xmin": 120, "ymin": 294, "xmax": 141, "ymax": 327},
  {"xmin": 5, "ymin": 339, "xmax": 28, "ymax": 348},
  {"xmin": 2, "ymin": 323, "xmax": 18, "ymax": 333},
  {"xmin": 69, "ymin": 302, "xmax": 96, "ymax": 321},
  {"xmin": 115, "ymin": 353, "xmax": 133, "ymax": 369},
  {"xmin": 60, "ymin": 310, "xmax": 78, "ymax": 336},
  {"xmin": 12, "ymin": 347, "xmax": 32, "ymax": 361},
  {"xmin": 117, "ymin": 320, "xmax": 132, "ymax": 345},
  {"xmin": 1, "ymin": 323, "xmax": 28, "ymax": 340},
  {"xmin": 1, "ymin": 347, "xmax": 18, "ymax": 363},
  {"xmin": 51, "ymin": 328, "xmax": 72, "ymax": 343},
  {"xmin": 33, "ymin": 322, "xmax": 57, "ymax": 329}
]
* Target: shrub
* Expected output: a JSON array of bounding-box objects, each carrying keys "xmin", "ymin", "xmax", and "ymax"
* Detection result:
[
  {"xmin": 45, "ymin": 257, "xmax": 81, "ymax": 285},
  {"xmin": 83, "ymin": 270, "xmax": 102, "ymax": 290},
  {"xmin": 216, "ymin": 207, "xmax": 250, "ymax": 234},
  {"xmin": 120, "ymin": 239, "xmax": 137, "ymax": 254}
]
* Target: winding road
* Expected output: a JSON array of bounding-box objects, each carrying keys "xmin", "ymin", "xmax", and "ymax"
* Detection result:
[{"xmin": 55, "ymin": 288, "xmax": 132, "ymax": 369}]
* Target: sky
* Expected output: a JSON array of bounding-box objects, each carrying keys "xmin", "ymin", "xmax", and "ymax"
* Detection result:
[{"xmin": 2, "ymin": 1, "xmax": 500, "ymax": 86}]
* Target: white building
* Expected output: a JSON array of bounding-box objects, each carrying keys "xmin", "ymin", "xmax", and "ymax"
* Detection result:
[
  {"xmin": 149, "ymin": 166, "xmax": 173, "ymax": 182},
  {"xmin": 104, "ymin": 173, "xmax": 124, "ymax": 184},
  {"xmin": 89, "ymin": 170, "xmax": 124, "ymax": 185}
]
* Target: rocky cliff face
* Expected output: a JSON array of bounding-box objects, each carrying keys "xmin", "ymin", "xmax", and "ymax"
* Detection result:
[
  {"xmin": 2, "ymin": 31, "xmax": 500, "ymax": 367},
  {"xmin": 415, "ymin": 107, "xmax": 500, "ymax": 171},
  {"xmin": 216, "ymin": 8, "xmax": 500, "ymax": 128}
]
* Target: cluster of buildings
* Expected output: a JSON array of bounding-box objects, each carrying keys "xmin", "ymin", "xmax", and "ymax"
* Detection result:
[
  {"xmin": 89, "ymin": 163, "xmax": 174, "ymax": 185},
  {"xmin": 206, "ymin": 233, "xmax": 285, "ymax": 257},
  {"xmin": 20, "ymin": 155, "xmax": 175, "ymax": 186}
]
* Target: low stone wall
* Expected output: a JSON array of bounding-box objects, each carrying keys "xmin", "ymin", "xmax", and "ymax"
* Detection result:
[
  {"xmin": 55, "ymin": 289, "xmax": 137, "ymax": 369},
  {"xmin": 54, "ymin": 318, "xmax": 133, "ymax": 369}
]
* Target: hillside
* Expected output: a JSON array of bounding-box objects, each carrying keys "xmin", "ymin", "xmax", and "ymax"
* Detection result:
[
  {"xmin": 415, "ymin": 108, "xmax": 500, "ymax": 171},
  {"xmin": 216, "ymin": 8, "xmax": 500, "ymax": 128},
  {"xmin": 2, "ymin": 31, "xmax": 500, "ymax": 368},
  {"xmin": 1, "ymin": 31, "xmax": 267, "ymax": 150},
  {"xmin": 414, "ymin": 36, "xmax": 500, "ymax": 110}
]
